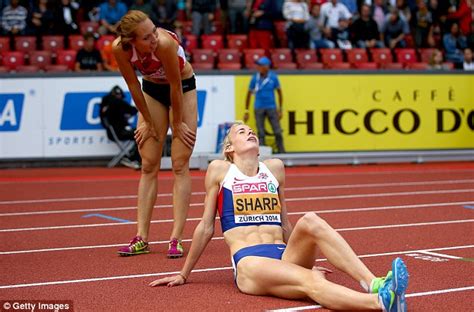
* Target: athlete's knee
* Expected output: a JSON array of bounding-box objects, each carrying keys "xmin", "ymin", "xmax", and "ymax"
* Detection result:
[
  {"xmin": 171, "ymin": 155, "xmax": 190, "ymax": 176},
  {"xmin": 298, "ymin": 212, "xmax": 330, "ymax": 236},
  {"xmin": 140, "ymin": 158, "xmax": 160, "ymax": 175}
]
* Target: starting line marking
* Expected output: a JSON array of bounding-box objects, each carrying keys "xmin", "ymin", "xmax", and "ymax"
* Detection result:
[{"xmin": 81, "ymin": 213, "xmax": 131, "ymax": 224}]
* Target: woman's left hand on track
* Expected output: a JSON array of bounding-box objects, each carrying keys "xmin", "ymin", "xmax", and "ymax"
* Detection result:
[
  {"xmin": 172, "ymin": 122, "xmax": 196, "ymax": 149},
  {"xmin": 149, "ymin": 275, "xmax": 185, "ymax": 287}
]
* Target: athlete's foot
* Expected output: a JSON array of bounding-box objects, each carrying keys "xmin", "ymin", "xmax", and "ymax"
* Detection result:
[
  {"xmin": 117, "ymin": 235, "xmax": 150, "ymax": 256},
  {"xmin": 167, "ymin": 238, "xmax": 184, "ymax": 258}
]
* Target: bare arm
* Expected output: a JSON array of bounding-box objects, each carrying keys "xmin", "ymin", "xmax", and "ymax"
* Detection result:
[
  {"xmin": 264, "ymin": 158, "xmax": 293, "ymax": 243},
  {"xmin": 157, "ymin": 33, "xmax": 196, "ymax": 149},
  {"xmin": 150, "ymin": 160, "xmax": 228, "ymax": 287}
]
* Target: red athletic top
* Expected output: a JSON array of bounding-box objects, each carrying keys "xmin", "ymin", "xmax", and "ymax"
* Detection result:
[{"xmin": 130, "ymin": 30, "xmax": 186, "ymax": 80}]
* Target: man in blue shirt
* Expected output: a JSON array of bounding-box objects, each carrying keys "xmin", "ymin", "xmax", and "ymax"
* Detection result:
[
  {"xmin": 244, "ymin": 56, "xmax": 285, "ymax": 153},
  {"xmin": 99, "ymin": 0, "xmax": 127, "ymax": 34}
]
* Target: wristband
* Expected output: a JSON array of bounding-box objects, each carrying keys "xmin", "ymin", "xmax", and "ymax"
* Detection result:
[{"xmin": 178, "ymin": 273, "xmax": 187, "ymax": 282}]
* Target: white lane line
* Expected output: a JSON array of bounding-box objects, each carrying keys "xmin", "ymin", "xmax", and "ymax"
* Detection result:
[
  {"xmin": 1, "ymin": 179, "xmax": 473, "ymax": 206},
  {"xmin": 268, "ymin": 286, "xmax": 474, "ymax": 311},
  {"xmin": 418, "ymin": 251, "xmax": 462, "ymax": 260},
  {"xmin": 0, "ymin": 245, "xmax": 473, "ymax": 290},
  {"xmin": 2, "ymin": 187, "xmax": 474, "ymax": 217}
]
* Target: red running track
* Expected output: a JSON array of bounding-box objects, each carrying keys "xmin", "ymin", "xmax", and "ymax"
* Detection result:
[{"xmin": 0, "ymin": 162, "xmax": 473, "ymax": 311}]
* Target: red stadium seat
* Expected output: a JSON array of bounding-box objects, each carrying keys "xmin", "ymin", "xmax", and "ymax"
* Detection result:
[
  {"xmin": 44, "ymin": 64, "xmax": 70, "ymax": 72},
  {"xmin": 201, "ymin": 34, "xmax": 224, "ymax": 52},
  {"xmin": 243, "ymin": 49, "xmax": 266, "ymax": 69},
  {"xmin": 370, "ymin": 48, "xmax": 393, "ymax": 67},
  {"xmin": 320, "ymin": 49, "xmax": 343, "ymax": 68},
  {"xmin": 42, "ymin": 35, "xmax": 64, "ymax": 53},
  {"xmin": 346, "ymin": 49, "xmax": 368, "ymax": 66},
  {"xmin": 211, "ymin": 21, "xmax": 224, "ymax": 34},
  {"xmin": 419, "ymin": 48, "xmax": 437, "ymax": 63},
  {"xmin": 226, "ymin": 34, "xmax": 248, "ymax": 51},
  {"xmin": 295, "ymin": 49, "xmax": 322, "ymax": 69},
  {"xmin": 192, "ymin": 49, "xmax": 215, "ymax": 69},
  {"xmin": 96, "ymin": 35, "xmax": 115, "ymax": 50},
  {"xmin": 0, "ymin": 37, "xmax": 10, "ymax": 52},
  {"xmin": 217, "ymin": 63, "xmax": 242, "ymax": 70},
  {"xmin": 407, "ymin": 62, "xmax": 428, "ymax": 70},
  {"xmin": 56, "ymin": 49, "xmax": 77, "ymax": 70},
  {"xmin": 184, "ymin": 34, "xmax": 198, "ymax": 53},
  {"xmin": 2, "ymin": 51, "xmax": 25, "ymax": 71},
  {"xmin": 80, "ymin": 21, "xmax": 99, "ymax": 34},
  {"xmin": 16, "ymin": 65, "xmax": 40, "ymax": 73},
  {"xmin": 182, "ymin": 21, "xmax": 193, "ymax": 35},
  {"xmin": 0, "ymin": 66, "xmax": 9, "ymax": 73},
  {"xmin": 326, "ymin": 62, "xmax": 351, "ymax": 70},
  {"xmin": 354, "ymin": 62, "xmax": 378, "ymax": 70},
  {"xmin": 29, "ymin": 50, "xmax": 52, "ymax": 70},
  {"xmin": 68, "ymin": 35, "xmax": 85, "ymax": 50},
  {"xmin": 395, "ymin": 48, "xmax": 418, "ymax": 66},
  {"xmin": 270, "ymin": 48, "xmax": 296, "ymax": 69},
  {"xmin": 14, "ymin": 36, "xmax": 36, "ymax": 53},
  {"xmin": 384, "ymin": 63, "xmax": 404, "ymax": 70},
  {"xmin": 217, "ymin": 49, "xmax": 241, "ymax": 64}
]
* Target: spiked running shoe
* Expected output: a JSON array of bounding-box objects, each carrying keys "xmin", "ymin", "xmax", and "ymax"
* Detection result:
[
  {"xmin": 167, "ymin": 238, "xmax": 184, "ymax": 258},
  {"xmin": 391, "ymin": 257, "xmax": 409, "ymax": 296},
  {"xmin": 117, "ymin": 236, "xmax": 150, "ymax": 256},
  {"xmin": 378, "ymin": 257, "xmax": 409, "ymax": 312}
]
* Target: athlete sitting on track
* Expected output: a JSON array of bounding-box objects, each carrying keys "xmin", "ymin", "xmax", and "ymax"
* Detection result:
[{"xmin": 150, "ymin": 122, "xmax": 409, "ymax": 311}]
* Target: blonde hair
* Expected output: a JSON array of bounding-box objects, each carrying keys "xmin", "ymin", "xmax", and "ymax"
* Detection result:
[
  {"xmin": 114, "ymin": 10, "xmax": 148, "ymax": 50},
  {"xmin": 222, "ymin": 121, "xmax": 245, "ymax": 162}
]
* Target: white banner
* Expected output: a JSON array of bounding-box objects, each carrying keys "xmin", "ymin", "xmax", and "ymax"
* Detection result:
[{"xmin": 0, "ymin": 75, "xmax": 235, "ymax": 159}]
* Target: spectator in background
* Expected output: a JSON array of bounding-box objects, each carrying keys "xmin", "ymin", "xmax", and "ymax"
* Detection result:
[
  {"xmin": 305, "ymin": 3, "xmax": 335, "ymax": 49},
  {"xmin": 427, "ymin": 21, "xmax": 442, "ymax": 48},
  {"xmin": 30, "ymin": 0, "xmax": 56, "ymax": 37},
  {"xmin": 248, "ymin": 0, "xmax": 277, "ymax": 50},
  {"xmin": 467, "ymin": 22, "xmax": 474, "ymax": 49},
  {"xmin": 244, "ymin": 56, "xmax": 285, "ymax": 154},
  {"xmin": 283, "ymin": 0, "xmax": 310, "ymax": 49},
  {"xmin": 413, "ymin": 0, "xmax": 432, "ymax": 48},
  {"xmin": 228, "ymin": 0, "xmax": 248, "ymax": 34},
  {"xmin": 447, "ymin": 0, "xmax": 472, "ymax": 37},
  {"xmin": 332, "ymin": 16, "xmax": 352, "ymax": 49},
  {"xmin": 76, "ymin": 0, "xmax": 102, "ymax": 22},
  {"xmin": 188, "ymin": 0, "xmax": 216, "ymax": 36},
  {"xmin": 463, "ymin": 48, "xmax": 474, "ymax": 70},
  {"xmin": 350, "ymin": 3, "xmax": 384, "ymax": 48},
  {"xmin": 56, "ymin": 0, "xmax": 80, "ymax": 37},
  {"xmin": 75, "ymin": 32, "xmax": 104, "ymax": 71},
  {"xmin": 340, "ymin": 0, "xmax": 357, "ymax": 15},
  {"xmin": 372, "ymin": 0, "xmax": 388, "ymax": 32},
  {"xmin": 395, "ymin": 0, "xmax": 411, "ymax": 24},
  {"xmin": 1, "ymin": 0, "xmax": 28, "ymax": 38},
  {"xmin": 151, "ymin": 0, "xmax": 177, "ymax": 31},
  {"xmin": 382, "ymin": 7, "xmax": 410, "ymax": 48},
  {"xmin": 320, "ymin": 0, "xmax": 352, "ymax": 32},
  {"xmin": 428, "ymin": 49, "xmax": 451, "ymax": 70},
  {"xmin": 101, "ymin": 40, "xmax": 119, "ymax": 71},
  {"xmin": 98, "ymin": 0, "xmax": 128, "ymax": 35},
  {"xmin": 130, "ymin": 0, "xmax": 156, "ymax": 23},
  {"xmin": 443, "ymin": 22, "xmax": 467, "ymax": 64}
]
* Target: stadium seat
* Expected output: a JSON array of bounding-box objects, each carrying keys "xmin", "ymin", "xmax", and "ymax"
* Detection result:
[
  {"xmin": 370, "ymin": 48, "xmax": 393, "ymax": 68},
  {"xmin": 354, "ymin": 62, "xmax": 378, "ymax": 70},
  {"xmin": 243, "ymin": 49, "xmax": 266, "ymax": 69},
  {"xmin": 184, "ymin": 34, "xmax": 198, "ymax": 53},
  {"xmin": 182, "ymin": 21, "xmax": 193, "ymax": 35},
  {"xmin": 395, "ymin": 48, "xmax": 418, "ymax": 66},
  {"xmin": 42, "ymin": 35, "xmax": 64, "ymax": 56},
  {"xmin": 384, "ymin": 63, "xmax": 404, "ymax": 70},
  {"xmin": 406, "ymin": 62, "xmax": 428, "ymax": 70},
  {"xmin": 56, "ymin": 49, "xmax": 77, "ymax": 70},
  {"xmin": 68, "ymin": 35, "xmax": 85, "ymax": 50},
  {"xmin": 419, "ymin": 48, "xmax": 437, "ymax": 63},
  {"xmin": 201, "ymin": 34, "xmax": 224, "ymax": 52},
  {"xmin": 217, "ymin": 49, "xmax": 242, "ymax": 69},
  {"xmin": 346, "ymin": 48, "xmax": 368, "ymax": 66},
  {"xmin": 211, "ymin": 21, "xmax": 224, "ymax": 34},
  {"xmin": 0, "ymin": 66, "xmax": 8, "ymax": 73},
  {"xmin": 270, "ymin": 49, "xmax": 297, "ymax": 69},
  {"xmin": 295, "ymin": 49, "xmax": 322, "ymax": 69},
  {"xmin": 96, "ymin": 35, "xmax": 115, "ymax": 50},
  {"xmin": 320, "ymin": 49, "xmax": 343, "ymax": 68},
  {"xmin": 16, "ymin": 65, "xmax": 40, "ymax": 73},
  {"xmin": 0, "ymin": 37, "xmax": 10, "ymax": 52},
  {"xmin": 80, "ymin": 21, "xmax": 99, "ymax": 34},
  {"xmin": 226, "ymin": 34, "xmax": 248, "ymax": 51},
  {"xmin": 192, "ymin": 49, "xmax": 215, "ymax": 69},
  {"xmin": 2, "ymin": 51, "xmax": 25, "ymax": 71},
  {"xmin": 14, "ymin": 36, "xmax": 37, "ymax": 53},
  {"xmin": 29, "ymin": 50, "xmax": 52, "ymax": 70},
  {"xmin": 326, "ymin": 62, "xmax": 351, "ymax": 70},
  {"xmin": 44, "ymin": 64, "xmax": 70, "ymax": 72}
]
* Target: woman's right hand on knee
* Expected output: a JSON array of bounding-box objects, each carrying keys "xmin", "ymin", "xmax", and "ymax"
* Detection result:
[{"xmin": 135, "ymin": 122, "xmax": 158, "ymax": 147}]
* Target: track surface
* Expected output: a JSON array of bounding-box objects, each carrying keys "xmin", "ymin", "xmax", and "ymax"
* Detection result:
[{"xmin": 0, "ymin": 162, "xmax": 473, "ymax": 311}]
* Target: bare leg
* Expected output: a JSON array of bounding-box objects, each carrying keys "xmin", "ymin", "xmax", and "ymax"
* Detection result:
[
  {"xmin": 135, "ymin": 94, "xmax": 169, "ymax": 241},
  {"xmin": 236, "ymin": 257, "xmax": 381, "ymax": 310},
  {"xmin": 283, "ymin": 212, "xmax": 376, "ymax": 288},
  {"xmin": 169, "ymin": 90, "xmax": 197, "ymax": 240}
]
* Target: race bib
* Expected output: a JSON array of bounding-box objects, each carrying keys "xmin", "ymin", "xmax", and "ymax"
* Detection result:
[{"xmin": 232, "ymin": 182, "xmax": 281, "ymax": 224}]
